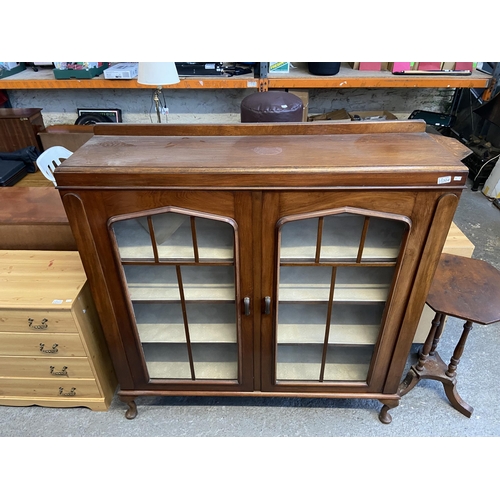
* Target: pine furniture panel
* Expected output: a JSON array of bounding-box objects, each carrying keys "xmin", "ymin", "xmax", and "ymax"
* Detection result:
[{"xmin": 0, "ymin": 250, "xmax": 117, "ymax": 410}]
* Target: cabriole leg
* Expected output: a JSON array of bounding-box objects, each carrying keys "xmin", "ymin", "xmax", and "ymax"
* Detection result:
[
  {"xmin": 378, "ymin": 399, "xmax": 399, "ymax": 424},
  {"xmin": 120, "ymin": 395, "xmax": 138, "ymax": 419}
]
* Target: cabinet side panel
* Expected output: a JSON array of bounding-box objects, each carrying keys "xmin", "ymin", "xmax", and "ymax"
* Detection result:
[
  {"xmin": 60, "ymin": 192, "xmax": 135, "ymax": 389},
  {"xmin": 383, "ymin": 192, "xmax": 460, "ymax": 393},
  {"xmin": 72, "ymin": 284, "xmax": 118, "ymax": 403}
]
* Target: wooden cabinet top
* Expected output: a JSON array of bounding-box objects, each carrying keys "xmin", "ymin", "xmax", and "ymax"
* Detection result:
[
  {"xmin": 0, "ymin": 108, "xmax": 42, "ymax": 118},
  {"xmin": 55, "ymin": 122, "xmax": 468, "ymax": 190},
  {"xmin": 0, "ymin": 250, "xmax": 86, "ymax": 308}
]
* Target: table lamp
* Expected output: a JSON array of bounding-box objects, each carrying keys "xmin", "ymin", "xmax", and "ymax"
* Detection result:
[{"xmin": 137, "ymin": 62, "xmax": 180, "ymax": 123}]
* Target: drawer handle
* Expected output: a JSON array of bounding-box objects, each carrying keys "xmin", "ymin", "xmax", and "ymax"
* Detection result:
[
  {"xmin": 28, "ymin": 318, "xmax": 48, "ymax": 330},
  {"xmin": 40, "ymin": 343, "xmax": 58, "ymax": 354},
  {"xmin": 59, "ymin": 387, "xmax": 76, "ymax": 397},
  {"xmin": 50, "ymin": 366, "xmax": 68, "ymax": 376}
]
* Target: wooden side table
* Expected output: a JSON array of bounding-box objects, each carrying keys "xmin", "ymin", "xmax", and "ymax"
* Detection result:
[{"xmin": 399, "ymin": 253, "xmax": 500, "ymax": 417}]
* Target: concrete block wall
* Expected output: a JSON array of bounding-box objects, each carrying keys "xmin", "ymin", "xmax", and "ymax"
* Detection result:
[{"xmin": 7, "ymin": 87, "xmax": 454, "ymax": 126}]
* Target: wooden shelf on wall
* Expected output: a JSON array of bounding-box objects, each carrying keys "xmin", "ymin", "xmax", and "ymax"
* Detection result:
[
  {"xmin": 0, "ymin": 63, "xmax": 491, "ymax": 91},
  {"xmin": 0, "ymin": 68, "xmax": 260, "ymax": 90},
  {"xmin": 267, "ymin": 63, "xmax": 491, "ymax": 90}
]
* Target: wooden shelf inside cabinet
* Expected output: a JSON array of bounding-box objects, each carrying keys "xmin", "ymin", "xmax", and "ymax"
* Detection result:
[
  {"xmin": 277, "ymin": 302, "xmax": 383, "ymax": 345},
  {"xmin": 267, "ymin": 62, "xmax": 491, "ymax": 89},
  {"xmin": 134, "ymin": 302, "xmax": 236, "ymax": 344},
  {"xmin": 143, "ymin": 343, "xmax": 238, "ymax": 380},
  {"xmin": 0, "ymin": 68, "xmax": 260, "ymax": 90},
  {"xmin": 277, "ymin": 345, "xmax": 374, "ymax": 381}
]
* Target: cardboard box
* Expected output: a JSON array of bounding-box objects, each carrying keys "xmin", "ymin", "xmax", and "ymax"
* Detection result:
[
  {"xmin": 53, "ymin": 62, "xmax": 109, "ymax": 80},
  {"xmin": 104, "ymin": 63, "xmax": 138, "ymax": 79},
  {"xmin": 349, "ymin": 62, "xmax": 384, "ymax": 71},
  {"xmin": 349, "ymin": 110, "xmax": 398, "ymax": 121},
  {"xmin": 269, "ymin": 62, "xmax": 290, "ymax": 73},
  {"xmin": 387, "ymin": 62, "xmax": 411, "ymax": 73},
  {"xmin": 455, "ymin": 62, "xmax": 473, "ymax": 71},
  {"xmin": 413, "ymin": 62, "xmax": 442, "ymax": 70},
  {"xmin": 308, "ymin": 109, "xmax": 351, "ymax": 122},
  {"xmin": 0, "ymin": 62, "xmax": 26, "ymax": 79},
  {"xmin": 442, "ymin": 62, "xmax": 474, "ymax": 71},
  {"xmin": 482, "ymin": 162, "xmax": 500, "ymax": 199},
  {"xmin": 288, "ymin": 90, "xmax": 309, "ymax": 122}
]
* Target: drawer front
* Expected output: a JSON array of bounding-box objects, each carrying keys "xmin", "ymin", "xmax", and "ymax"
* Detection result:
[
  {"xmin": 0, "ymin": 378, "xmax": 101, "ymax": 398},
  {"xmin": 0, "ymin": 309, "xmax": 78, "ymax": 333},
  {"xmin": 0, "ymin": 333, "xmax": 86, "ymax": 356},
  {"xmin": 0, "ymin": 356, "xmax": 94, "ymax": 378}
]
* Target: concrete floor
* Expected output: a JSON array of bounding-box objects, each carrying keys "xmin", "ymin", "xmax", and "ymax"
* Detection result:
[{"xmin": 1, "ymin": 178, "xmax": 499, "ymax": 438}]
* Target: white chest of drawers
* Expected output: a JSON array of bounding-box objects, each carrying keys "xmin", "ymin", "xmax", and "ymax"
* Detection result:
[{"xmin": 0, "ymin": 250, "xmax": 117, "ymax": 410}]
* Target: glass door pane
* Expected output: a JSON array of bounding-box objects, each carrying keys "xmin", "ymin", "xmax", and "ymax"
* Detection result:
[
  {"xmin": 111, "ymin": 210, "xmax": 239, "ymax": 381},
  {"xmin": 276, "ymin": 211, "xmax": 408, "ymax": 383}
]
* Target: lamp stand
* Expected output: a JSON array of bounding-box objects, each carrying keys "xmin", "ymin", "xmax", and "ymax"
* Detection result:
[
  {"xmin": 153, "ymin": 86, "xmax": 168, "ymax": 123},
  {"xmin": 138, "ymin": 63, "xmax": 179, "ymax": 123}
]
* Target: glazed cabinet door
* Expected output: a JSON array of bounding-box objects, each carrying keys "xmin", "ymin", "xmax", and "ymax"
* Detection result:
[
  {"xmin": 70, "ymin": 190, "xmax": 255, "ymax": 393},
  {"xmin": 260, "ymin": 191, "xmax": 421, "ymax": 394}
]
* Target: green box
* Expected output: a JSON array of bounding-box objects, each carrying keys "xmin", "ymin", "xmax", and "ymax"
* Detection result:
[
  {"xmin": 269, "ymin": 62, "xmax": 290, "ymax": 73},
  {"xmin": 0, "ymin": 63, "xmax": 26, "ymax": 79},
  {"xmin": 53, "ymin": 63, "xmax": 109, "ymax": 80}
]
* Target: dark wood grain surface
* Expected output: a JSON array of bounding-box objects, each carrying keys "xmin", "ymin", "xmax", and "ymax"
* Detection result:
[
  {"xmin": 56, "ymin": 122, "xmax": 468, "ymax": 421},
  {"xmin": 427, "ymin": 253, "xmax": 500, "ymax": 324},
  {"xmin": 57, "ymin": 126, "xmax": 468, "ymax": 190},
  {"xmin": 0, "ymin": 187, "xmax": 68, "ymax": 223}
]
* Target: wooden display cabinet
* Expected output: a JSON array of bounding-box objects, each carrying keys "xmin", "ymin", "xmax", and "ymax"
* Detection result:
[{"xmin": 55, "ymin": 121, "xmax": 468, "ymax": 423}]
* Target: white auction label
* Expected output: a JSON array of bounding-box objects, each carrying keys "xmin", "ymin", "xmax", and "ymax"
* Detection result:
[{"xmin": 437, "ymin": 176, "xmax": 452, "ymax": 185}]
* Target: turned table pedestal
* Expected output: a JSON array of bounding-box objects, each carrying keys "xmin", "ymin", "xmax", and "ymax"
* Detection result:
[{"xmin": 399, "ymin": 253, "xmax": 500, "ymax": 417}]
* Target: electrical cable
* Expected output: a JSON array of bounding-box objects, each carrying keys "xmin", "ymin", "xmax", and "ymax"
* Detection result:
[{"xmin": 473, "ymin": 152, "xmax": 500, "ymax": 183}]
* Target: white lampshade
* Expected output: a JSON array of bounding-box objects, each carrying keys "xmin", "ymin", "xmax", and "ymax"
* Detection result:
[{"xmin": 137, "ymin": 62, "xmax": 180, "ymax": 85}]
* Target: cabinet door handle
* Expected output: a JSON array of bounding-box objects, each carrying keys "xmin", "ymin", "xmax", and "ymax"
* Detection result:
[
  {"xmin": 244, "ymin": 297, "xmax": 250, "ymax": 316},
  {"xmin": 264, "ymin": 296, "xmax": 271, "ymax": 315}
]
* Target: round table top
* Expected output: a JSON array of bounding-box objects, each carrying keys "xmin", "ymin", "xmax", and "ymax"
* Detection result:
[{"xmin": 426, "ymin": 253, "xmax": 500, "ymax": 325}]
